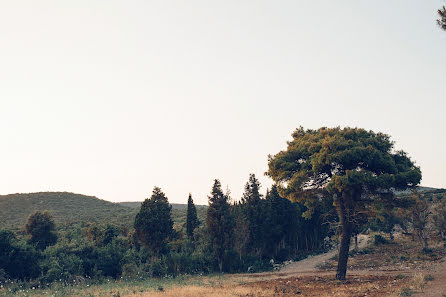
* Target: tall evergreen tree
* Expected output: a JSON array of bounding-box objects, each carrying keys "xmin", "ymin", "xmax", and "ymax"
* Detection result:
[
  {"xmin": 240, "ymin": 174, "xmax": 265, "ymax": 258},
  {"xmin": 264, "ymin": 185, "xmax": 299, "ymax": 258},
  {"xmin": 186, "ymin": 193, "xmax": 200, "ymax": 239},
  {"xmin": 134, "ymin": 187, "xmax": 173, "ymax": 257},
  {"xmin": 206, "ymin": 179, "xmax": 234, "ymax": 272}
]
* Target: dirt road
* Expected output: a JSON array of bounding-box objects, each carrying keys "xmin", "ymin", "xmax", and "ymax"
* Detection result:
[{"xmin": 280, "ymin": 234, "xmax": 369, "ymax": 274}]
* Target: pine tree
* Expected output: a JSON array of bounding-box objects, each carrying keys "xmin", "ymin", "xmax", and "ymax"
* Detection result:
[
  {"xmin": 134, "ymin": 187, "xmax": 173, "ymax": 257},
  {"xmin": 206, "ymin": 179, "xmax": 234, "ymax": 272},
  {"xmin": 186, "ymin": 193, "xmax": 200, "ymax": 239},
  {"xmin": 267, "ymin": 127, "xmax": 421, "ymax": 280}
]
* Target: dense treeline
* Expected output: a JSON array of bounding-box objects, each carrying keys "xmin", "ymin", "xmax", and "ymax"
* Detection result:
[{"xmin": 0, "ymin": 175, "xmax": 331, "ymax": 285}]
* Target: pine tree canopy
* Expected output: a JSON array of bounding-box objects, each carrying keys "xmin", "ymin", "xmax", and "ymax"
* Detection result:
[{"xmin": 267, "ymin": 127, "xmax": 421, "ymax": 217}]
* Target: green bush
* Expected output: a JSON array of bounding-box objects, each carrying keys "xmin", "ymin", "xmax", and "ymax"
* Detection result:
[
  {"xmin": 374, "ymin": 234, "xmax": 388, "ymax": 245},
  {"xmin": 0, "ymin": 231, "xmax": 40, "ymax": 280},
  {"xmin": 150, "ymin": 258, "xmax": 168, "ymax": 277}
]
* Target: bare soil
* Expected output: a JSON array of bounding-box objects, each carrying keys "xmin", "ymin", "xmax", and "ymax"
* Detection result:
[{"xmin": 128, "ymin": 234, "xmax": 446, "ymax": 297}]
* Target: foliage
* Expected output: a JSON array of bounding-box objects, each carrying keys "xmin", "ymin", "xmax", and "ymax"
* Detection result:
[
  {"xmin": 267, "ymin": 127, "xmax": 421, "ymax": 280},
  {"xmin": 438, "ymin": 6, "xmax": 446, "ymax": 30},
  {"xmin": 134, "ymin": 187, "xmax": 173, "ymax": 257},
  {"xmin": 0, "ymin": 192, "xmax": 136, "ymax": 231},
  {"xmin": 25, "ymin": 211, "xmax": 58, "ymax": 250},
  {"xmin": 373, "ymin": 234, "xmax": 388, "ymax": 245},
  {"xmin": 206, "ymin": 179, "xmax": 235, "ymax": 272},
  {"xmin": 239, "ymin": 174, "xmax": 266, "ymax": 258},
  {"xmin": 431, "ymin": 199, "xmax": 446, "ymax": 240},
  {"xmin": 408, "ymin": 192, "xmax": 431, "ymax": 250},
  {"xmin": 186, "ymin": 194, "xmax": 200, "ymax": 239},
  {"xmin": 0, "ymin": 230, "xmax": 40, "ymax": 280}
]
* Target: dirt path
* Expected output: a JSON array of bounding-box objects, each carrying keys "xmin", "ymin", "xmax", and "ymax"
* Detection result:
[
  {"xmin": 280, "ymin": 234, "xmax": 369, "ymax": 274},
  {"xmin": 412, "ymin": 259, "xmax": 446, "ymax": 297}
]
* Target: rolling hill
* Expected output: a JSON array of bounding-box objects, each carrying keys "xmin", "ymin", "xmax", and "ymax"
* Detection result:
[
  {"xmin": 0, "ymin": 192, "xmax": 207, "ymax": 231},
  {"xmin": 0, "ymin": 192, "xmax": 137, "ymax": 230}
]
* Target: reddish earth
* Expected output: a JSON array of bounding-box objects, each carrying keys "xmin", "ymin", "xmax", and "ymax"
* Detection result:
[{"xmin": 238, "ymin": 234, "xmax": 446, "ymax": 296}]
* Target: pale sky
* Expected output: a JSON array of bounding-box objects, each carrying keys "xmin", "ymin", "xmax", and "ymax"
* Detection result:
[{"xmin": 1, "ymin": 1, "xmax": 445, "ymax": 205}]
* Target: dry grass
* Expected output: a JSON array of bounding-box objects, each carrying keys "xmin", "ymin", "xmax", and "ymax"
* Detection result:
[
  {"xmin": 112, "ymin": 274, "xmax": 411, "ymax": 297},
  {"xmin": 122, "ymin": 285, "xmax": 274, "ymax": 297}
]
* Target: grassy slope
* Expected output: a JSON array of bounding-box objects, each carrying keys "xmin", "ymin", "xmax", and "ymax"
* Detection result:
[
  {"xmin": 0, "ymin": 192, "xmax": 207, "ymax": 231},
  {"xmin": 0, "ymin": 192, "xmax": 137, "ymax": 230}
]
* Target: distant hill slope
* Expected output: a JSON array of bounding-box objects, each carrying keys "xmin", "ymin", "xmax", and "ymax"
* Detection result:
[
  {"xmin": 0, "ymin": 192, "xmax": 208, "ymax": 231},
  {"xmin": 0, "ymin": 192, "xmax": 136, "ymax": 230}
]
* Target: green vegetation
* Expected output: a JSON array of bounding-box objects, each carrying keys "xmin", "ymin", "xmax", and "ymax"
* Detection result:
[
  {"xmin": 206, "ymin": 179, "xmax": 235, "ymax": 272},
  {"xmin": 134, "ymin": 187, "xmax": 173, "ymax": 257},
  {"xmin": 267, "ymin": 127, "xmax": 422, "ymax": 280},
  {"xmin": 0, "ymin": 192, "xmax": 135, "ymax": 231},
  {"xmin": 186, "ymin": 194, "xmax": 200, "ymax": 239},
  {"xmin": 2, "ymin": 125, "xmax": 443, "ymax": 295},
  {"xmin": 25, "ymin": 211, "xmax": 58, "ymax": 250}
]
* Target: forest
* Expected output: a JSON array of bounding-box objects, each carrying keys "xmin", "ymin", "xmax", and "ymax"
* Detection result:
[{"xmin": 0, "ymin": 174, "xmax": 331, "ymax": 286}]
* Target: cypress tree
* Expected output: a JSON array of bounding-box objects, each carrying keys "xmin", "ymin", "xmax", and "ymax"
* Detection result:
[
  {"xmin": 186, "ymin": 193, "xmax": 200, "ymax": 239},
  {"xmin": 206, "ymin": 179, "xmax": 234, "ymax": 272},
  {"xmin": 240, "ymin": 174, "xmax": 265, "ymax": 258},
  {"xmin": 134, "ymin": 187, "xmax": 173, "ymax": 258}
]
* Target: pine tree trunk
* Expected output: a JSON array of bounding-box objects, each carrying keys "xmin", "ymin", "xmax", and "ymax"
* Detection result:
[
  {"xmin": 354, "ymin": 235, "xmax": 358, "ymax": 251},
  {"xmin": 336, "ymin": 195, "xmax": 353, "ymax": 281},
  {"xmin": 336, "ymin": 221, "xmax": 352, "ymax": 280}
]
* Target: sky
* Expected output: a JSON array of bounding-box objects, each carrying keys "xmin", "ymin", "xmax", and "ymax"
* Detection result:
[{"xmin": 1, "ymin": 1, "xmax": 445, "ymax": 205}]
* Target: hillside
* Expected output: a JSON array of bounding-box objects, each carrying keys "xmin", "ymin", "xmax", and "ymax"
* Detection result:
[
  {"xmin": 0, "ymin": 192, "xmax": 208, "ymax": 231},
  {"xmin": 0, "ymin": 192, "xmax": 136, "ymax": 230}
]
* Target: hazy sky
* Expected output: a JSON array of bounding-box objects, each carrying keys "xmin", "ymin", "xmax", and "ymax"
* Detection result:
[{"xmin": 1, "ymin": 1, "xmax": 445, "ymax": 205}]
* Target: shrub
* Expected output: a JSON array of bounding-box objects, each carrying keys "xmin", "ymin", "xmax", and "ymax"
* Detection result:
[
  {"xmin": 150, "ymin": 258, "xmax": 168, "ymax": 277},
  {"xmin": 399, "ymin": 287, "xmax": 414, "ymax": 296},
  {"xmin": 374, "ymin": 234, "xmax": 388, "ymax": 245},
  {"xmin": 424, "ymin": 274, "xmax": 434, "ymax": 281}
]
